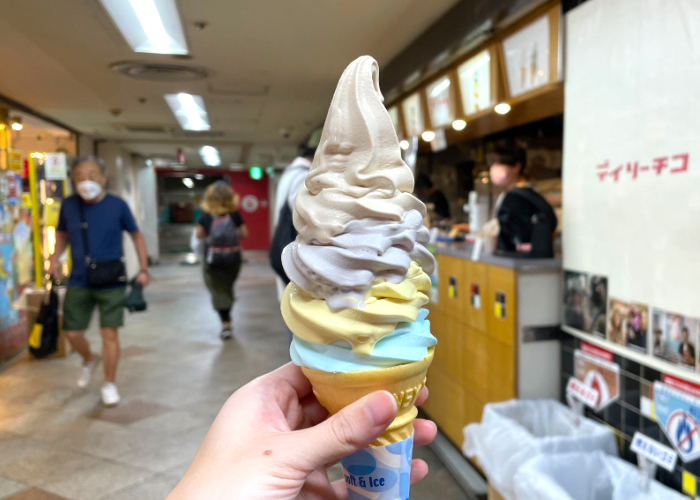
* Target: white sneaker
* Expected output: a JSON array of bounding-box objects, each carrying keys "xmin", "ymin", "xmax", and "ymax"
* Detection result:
[
  {"xmin": 77, "ymin": 356, "xmax": 99, "ymax": 389},
  {"xmin": 101, "ymin": 383, "xmax": 120, "ymax": 407},
  {"xmin": 220, "ymin": 323, "xmax": 233, "ymax": 340}
]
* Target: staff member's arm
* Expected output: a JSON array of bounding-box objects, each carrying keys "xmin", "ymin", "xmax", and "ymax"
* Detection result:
[
  {"xmin": 47, "ymin": 231, "xmax": 68, "ymax": 279},
  {"xmin": 130, "ymin": 231, "xmax": 150, "ymax": 287}
]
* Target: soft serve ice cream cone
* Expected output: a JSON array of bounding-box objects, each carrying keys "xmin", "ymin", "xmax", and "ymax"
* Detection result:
[{"xmin": 281, "ymin": 55, "xmax": 436, "ymax": 499}]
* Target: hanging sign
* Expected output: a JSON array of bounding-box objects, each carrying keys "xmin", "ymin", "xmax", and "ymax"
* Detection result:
[
  {"xmin": 654, "ymin": 381, "xmax": 700, "ymax": 463},
  {"xmin": 401, "ymin": 93, "xmax": 423, "ymax": 138},
  {"xmin": 387, "ymin": 106, "xmax": 402, "ymax": 138},
  {"xmin": 44, "ymin": 153, "xmax": 67, "ymax": 180},
  {"xmin": 458, "ymin": 50, "xmax": 492, "ymax": 115},
  {"xmin": 566, "ymin": 377, "xmax": 599, "ymax": 408},
  {"xmin": 426, "ymin": 76, "xmax": 453, "ymax": 128},
  {"xmin": 573, "ymin": 347, "xmax": 620, "ymax": 411}
]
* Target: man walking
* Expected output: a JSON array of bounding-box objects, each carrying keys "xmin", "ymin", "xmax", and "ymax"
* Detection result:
[{"xmin": 48, "ymin": 156, "xmax": 149, "ymax": 406}]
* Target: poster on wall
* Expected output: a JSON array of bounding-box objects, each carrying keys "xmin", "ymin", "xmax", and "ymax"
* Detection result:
[
  {"xmin": 426, "ymin": 76, "xmax": 453, "ymax": 128},
  {"xmin": 44, "ymin": 153, "xmax": 68, "ymax": 181},
  {"xmin": 607, "ymin": 299, "xmax": 649, "ymax": 353},
  {"xmin": 457, "ymin": 50, "xmax": 491, "ymax": 115},
  {"xmin": 563, "ymin": 270, "xmax": 607, "ymax": 337},
  {"xmin": 653, "ymin": 381, "xmax": 700, "ymax": 463},
  {"xmin": 502, "ymin": 15, "xmax": 550, "ymax": 98},
  {"xmin": 651, "ymin": 308, "xmax": 698, "ymax": 371},
  {"xmin": 401, "ymin": 92, "xmax": 423, "ymax": 138}
]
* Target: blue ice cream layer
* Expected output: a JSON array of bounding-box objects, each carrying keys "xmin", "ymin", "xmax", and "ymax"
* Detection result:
[{"xmin": 290, "ymin": 309, "xmax": 436, "ymax": 372}]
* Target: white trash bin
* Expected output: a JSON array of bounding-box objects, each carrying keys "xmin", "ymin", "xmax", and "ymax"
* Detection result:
[
  {"xmin": 513, "ymin": 451, "xmax": 687, "ymax": 500},
  {"xmin": 462, "ymin": 400, "xmax": 618, "ymax": 500}
]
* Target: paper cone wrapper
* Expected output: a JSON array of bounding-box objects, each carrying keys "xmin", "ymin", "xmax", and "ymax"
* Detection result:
[
  {"xmin": 301, "ymin": 347, "xmax": 434, "ymax": 446},
  {"xmin": 340, "ymin": 433, "xmax": 413, "ymax": 500}
]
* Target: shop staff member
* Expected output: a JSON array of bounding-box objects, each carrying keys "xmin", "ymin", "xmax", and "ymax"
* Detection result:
[
  {"xmin": 483, "ymin": 147, "xmax": 557, "ymax": 258},
  {"xmin": 415, "ymin": 174, "xmax": 450, "ymax": 222},
  {"xmin": 48, "ymin": 156, "xmax": 150, "ymax": 407}
]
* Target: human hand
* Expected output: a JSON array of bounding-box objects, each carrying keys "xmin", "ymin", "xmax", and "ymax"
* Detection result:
[
  {"xmin": 135, "ymin": 270, "xmax": 150, "ymax": 287},
  {"xmin": 167, "ymin": 363, "xmax": 436, "ymax": 500},
  {"xmin": 47, "ymin": 259, "xmax": 60, "ymax": 279}
]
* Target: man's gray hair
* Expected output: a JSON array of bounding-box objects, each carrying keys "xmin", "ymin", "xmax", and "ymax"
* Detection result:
[{"xmin": 72, "ymin": 155, "xmax": 107, "ymax": 174}]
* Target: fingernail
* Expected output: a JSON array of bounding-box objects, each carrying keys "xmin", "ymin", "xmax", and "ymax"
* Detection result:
[{"xmin": 364, "ymin": 391, "xmax": 398, "ymax": 427}]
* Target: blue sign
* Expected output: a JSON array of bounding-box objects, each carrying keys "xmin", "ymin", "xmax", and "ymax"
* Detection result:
[{"xmin": 654, "ymin": 381, "xmax": 700, "ymax": 463}]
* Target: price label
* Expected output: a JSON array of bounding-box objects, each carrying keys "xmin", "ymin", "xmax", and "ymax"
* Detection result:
[
  {"xmin": 630, "ymin": 431, "xmax": 677, "ymax": 471},
  {"xmin": 566, "ymin": 377, "xmax": 599, "ymax": 408}
]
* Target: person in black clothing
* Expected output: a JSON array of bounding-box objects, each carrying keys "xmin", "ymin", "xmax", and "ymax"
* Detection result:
[
  {"xmin": 195, "ymin": 181, "xmax": 249, "ymax": 339},
  {"xmin": 488, "ymin": 147, "xmax": 557, "ymax": 258},
  {"xmin": 415, "ymin": 174, "xmax": 450, "ymax": 222}
]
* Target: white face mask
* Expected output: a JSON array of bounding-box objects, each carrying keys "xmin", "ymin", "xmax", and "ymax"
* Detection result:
[{"xmin": 76, "ymin": 180, "xmax": 103, "ymax": 201}]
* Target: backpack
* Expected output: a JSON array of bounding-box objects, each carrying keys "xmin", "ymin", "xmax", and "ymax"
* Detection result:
[
  {"xmin": 269, "ymin": 201, "xmax": 296, "ymax": 284},
  {"xmin": 206, "ymin": 215, "xmax": 240, "ymax": 267}
]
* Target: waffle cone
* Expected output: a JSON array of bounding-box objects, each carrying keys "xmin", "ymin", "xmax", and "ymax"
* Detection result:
[{"xmin": 301, "ymin": 347, "xmax": 434, "ymax": 446}]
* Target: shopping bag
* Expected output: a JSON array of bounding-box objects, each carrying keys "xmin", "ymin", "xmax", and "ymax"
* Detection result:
[
  {"xmin": 462, "ymin": 399, "xmax": 617, "ymax": 500},
  {"xmin": 124, "ymin": 279, "xmax": 147, "ymax": 313},
  {"xmin": 28, "ymin": 287, "xmax": 59, "ymax": 359},
  {"xmin": 513, "ymin": 451, "xmax": 687, "ymax": 500}
]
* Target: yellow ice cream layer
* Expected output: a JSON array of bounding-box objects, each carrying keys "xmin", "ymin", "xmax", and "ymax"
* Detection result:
[{"xmin": 281, "ymin": 262, "xmax": 430, "ymax": 355}]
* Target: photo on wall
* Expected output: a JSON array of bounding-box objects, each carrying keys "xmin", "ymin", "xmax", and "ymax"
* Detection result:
[
  {"xmin": 651, "ymin": 308, "xmax": 699, "ymax": 371},
  {"xmin": 607, "ymin": 299, "xmax": 649, "ymax": 353},
  {"xmin": 563, "ymin": 270, "xmax": 608, "ymax": 338}
]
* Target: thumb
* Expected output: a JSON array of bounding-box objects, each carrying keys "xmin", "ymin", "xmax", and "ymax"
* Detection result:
[{"xmin": 289, "ymin": 390, "xmax": 398, "ymax": 472}]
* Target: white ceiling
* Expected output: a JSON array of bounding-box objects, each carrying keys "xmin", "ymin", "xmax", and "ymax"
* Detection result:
[{"xmin": 0, "ymin": 0, "xmax": 458, "ymax": 167}]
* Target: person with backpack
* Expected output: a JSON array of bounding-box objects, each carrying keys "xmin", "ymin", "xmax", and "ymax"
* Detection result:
[
  {"xmin": 482, "ymin": 146, "xmax": 558, "ymax": 258},
  {"xmin": 195, "ymin": 181, "xmax": 248, "ymax": 339}
]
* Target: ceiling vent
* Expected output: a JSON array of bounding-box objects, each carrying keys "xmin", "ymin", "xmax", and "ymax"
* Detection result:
[
  {"xmin": 111, "ymin": 123, "xmax": 174, "ymax": 134},
  {"xmin": 110, "ymin": 61, "xmax": 209, "ymax": 82},
  {"xmin": 173, "ymin": 130, "xmax": 225, "ymax": 138}
]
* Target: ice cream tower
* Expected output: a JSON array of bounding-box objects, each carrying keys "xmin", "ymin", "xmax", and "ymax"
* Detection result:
[{"xmin": 281, "ymin": 55, "xmax": 436, "ymax": 499}]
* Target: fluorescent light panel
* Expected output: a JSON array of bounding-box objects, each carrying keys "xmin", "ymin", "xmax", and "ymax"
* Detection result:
[
  {"xmin": 100, "ymin": 0, "xmax": 188, "ymax": 55},
  {"xmin": 164, "ymin": 93, "xmax": 211, "ymax": 131},
  {"xmin": 199, "ymin": 146, "xmax": 221, "ymax": 166}
]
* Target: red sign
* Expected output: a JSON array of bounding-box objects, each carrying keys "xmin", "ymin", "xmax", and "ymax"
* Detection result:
[
  {"xmin": 596, "ymin": 153, "xmax": 689, "ymax": 182},
  {"xmin": 662, "ymin": 375, "xmax": 700, "ymax": 400},
  {"xmin": 580, "ymin": 341, "xmax": 613, "ymax": 362}
]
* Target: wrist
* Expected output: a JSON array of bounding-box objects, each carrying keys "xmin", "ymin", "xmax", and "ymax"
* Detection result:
[{"xmin": 138, "ymin": 269, "xmax": 149, "ymax": 275}]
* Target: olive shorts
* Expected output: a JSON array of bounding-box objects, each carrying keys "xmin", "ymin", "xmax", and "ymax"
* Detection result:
[{"xmin": 63, "ymin": 286, "xmax": 126, "ymax": 331}]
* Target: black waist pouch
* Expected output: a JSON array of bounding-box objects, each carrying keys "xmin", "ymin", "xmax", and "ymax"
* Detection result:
[{"xmin": 86, "ymin": 259, "xmax": 127, "ymax": 288}]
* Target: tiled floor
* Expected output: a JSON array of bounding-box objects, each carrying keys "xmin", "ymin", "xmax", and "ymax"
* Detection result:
[{"xmin": 0, "ymin": 252, "xmax": 467, "ymax": 499}]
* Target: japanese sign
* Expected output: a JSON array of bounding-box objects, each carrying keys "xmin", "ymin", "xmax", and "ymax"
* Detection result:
[
  {"xmin": 566, "ymin": 377, "xmax": 599, "ymax": 408},
  {"xmin": 573, "ymin": 347, "xmax": 620, "ymax": 411},
  {"xmin": 44, "ymin": 153, "xmax": 67, "ymax": 181},
  {"xmin": 426, "ymin": 76, "xmax": 453, "ymax": 128},
  {"xmin": 458, "ymin": 50, "xmax": 491, "ymax": 116},
  {"xmin": 630, "ymin": 431, "xmax": 678, "ymax": 472},
  {"xmin": 8, "ymin": 150, "xmax": 22, "ymax": 173},
  {"xmin": 654, "ymin": 381, "xmax": 700, "ymax": 463},
  {"xmin": 596, "ymin": 153, "xmax": 689, "ymax": 182},
  {"xmin": 401, "ymin": 93, "xmax": 423, "ymax": 138}
]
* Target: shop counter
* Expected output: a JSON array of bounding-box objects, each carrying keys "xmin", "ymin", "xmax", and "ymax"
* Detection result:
[{"xmin": 421, "ymin": 242, "xmax": 562, "ymax": 447}]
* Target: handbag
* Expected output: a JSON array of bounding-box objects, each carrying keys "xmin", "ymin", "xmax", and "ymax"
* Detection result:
[
  {"xmin": 28, "ymin": 282, "xmax": 60, "ymax": 359},
  {"xmin": 78, "ymin": 199, "xmax": 126, "ymax": 288}
]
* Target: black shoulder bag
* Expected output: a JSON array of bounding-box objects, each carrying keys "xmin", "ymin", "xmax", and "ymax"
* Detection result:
[{"xmin": 79, "ymin": 199, "xmax": 127, "ymax": 288}]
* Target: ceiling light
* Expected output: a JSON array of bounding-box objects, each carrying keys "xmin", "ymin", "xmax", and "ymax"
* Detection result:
[
  {"xmin": 421, "ymin": 130, "xmax": 436, "ymax": 142},
  {"xmin": 165, "ymin": 93, "xmax": 210, "ymax": 131},
  {"xmin": 199, "ymin": 145, "xmax": 220, "ymax": 166},
  {"xmin": 194, "ymin": 174, "xmax": 204, "ymax": 180},
  {"xmin": 10, "ymin": 117, "xmax": 22, "ymax": 131},
  {"xmin": 494, "ymin": 103, "xmax": 511, "ymax": 115},
  {"xmin": 182, "ymin": 178, "xmax": 194, "ymax": 188},
  {"xmin": 399, "ymin": 140, "xmax": 410, "ymax": 150},
  {"xmin": 452, "ymin": 119, "xmax": 467, "ymax": 131},
  {"xmin": 100, "ymin": 0, "xmax": 188, "ymax": 55}
]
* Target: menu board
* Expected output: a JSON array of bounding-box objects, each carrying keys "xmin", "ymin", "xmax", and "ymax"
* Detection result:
[
  {"xmin": 426, "ymin": 76, "xmax": 453, "ymax": 128},
  {"xmin": 387, "ymin": 106, "xmax": 401, "ymax": 138},
  {"xmin": 502, "ymin": 15, "xmax": 550, "ymax": 97},
  {"xmin": 401, "ymin": 92, "xmax": 424, "ymax": 138},
  {"xmin": 458, "ymin": 50, "xmax": 491, "ymax": 115}
]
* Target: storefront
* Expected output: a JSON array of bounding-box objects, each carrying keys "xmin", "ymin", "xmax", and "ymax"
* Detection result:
[{"xmin": 0, "ymin": 106, "xmax": 77, "ymax": 366}]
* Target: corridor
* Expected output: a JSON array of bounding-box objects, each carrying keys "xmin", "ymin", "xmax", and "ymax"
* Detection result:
[{"xmin": 0, "ymin": 253, "xmax": 464, "ymax": 500}]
